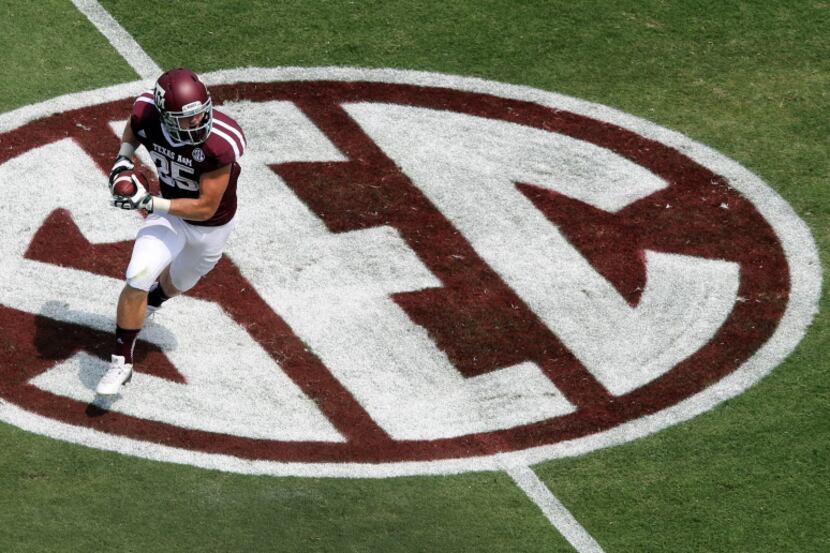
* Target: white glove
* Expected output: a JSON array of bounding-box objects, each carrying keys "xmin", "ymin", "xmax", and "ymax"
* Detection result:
[
  {"xmin": 108, "ymin": 155, "xmax": 134, "ymax": 185},
  {"xmin": 111, "ymin": 175, "xmax": 154, "ymax": 211}
]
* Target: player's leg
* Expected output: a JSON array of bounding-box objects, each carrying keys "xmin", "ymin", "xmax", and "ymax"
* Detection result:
[
  {"xmin": 146, "ymin": 265, "xmax": 180, "ymax": 315},
  {"xmin": 168, "ymin": 218, "xmax": 236, "ymax": 294},
  {"xmin": 119, "ymin": 215, "xmax": 185, "ymax": 328},
  {"xmin": 97, "ymin": 215, "xmax": 185, "ymax": 395},
  {"xmin": 117, "ymin": 284, "xmax": 150, "ymax": 328}
]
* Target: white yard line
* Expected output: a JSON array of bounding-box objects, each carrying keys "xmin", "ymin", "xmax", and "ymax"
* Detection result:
[
  {"xmin": 70, "ymin": 0, "xmax": 161, "ymax": 79},
  {"xmin": 505, "ymin": 464, "xmax": 607, "ymax": 553}
]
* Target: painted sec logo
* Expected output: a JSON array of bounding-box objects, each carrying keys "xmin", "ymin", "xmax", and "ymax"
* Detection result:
[{"xmin": 0, "ymin": 68, "xmax": 820, "ymax": 477}]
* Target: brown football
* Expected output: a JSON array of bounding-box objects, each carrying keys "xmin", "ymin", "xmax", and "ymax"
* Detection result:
[{"xmin": 112, "ymin": 171, "xmax": 142, "ymax": 197}]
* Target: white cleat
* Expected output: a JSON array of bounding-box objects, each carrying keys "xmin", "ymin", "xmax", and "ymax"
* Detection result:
[{"xmin": 96, "ymin": 355, "xmax": 133, "ymax": 395}]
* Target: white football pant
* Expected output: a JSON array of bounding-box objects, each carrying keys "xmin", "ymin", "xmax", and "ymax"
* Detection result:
[{"xmin": 125, "ymin": 212, "xmax": 236, "ymax": 293}]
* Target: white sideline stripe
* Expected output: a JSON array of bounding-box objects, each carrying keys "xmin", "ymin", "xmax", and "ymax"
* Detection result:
[
  {"xmin": 506, "ymin": 465, "xmax": 606, "ymax": 553},
  {"xmin": 71, "ymin": 0, "xmax": 161, "ymax": 79}
]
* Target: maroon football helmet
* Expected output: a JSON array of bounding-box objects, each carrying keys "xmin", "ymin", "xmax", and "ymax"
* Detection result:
[{"xmin": 153, "ymin": 68, "xmax": 213, "ymax": 145}]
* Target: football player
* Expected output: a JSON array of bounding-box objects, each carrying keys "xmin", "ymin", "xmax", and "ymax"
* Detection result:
[{"xmin": 96, "ymin": 68, "xmax": 246, "ymax": 395}]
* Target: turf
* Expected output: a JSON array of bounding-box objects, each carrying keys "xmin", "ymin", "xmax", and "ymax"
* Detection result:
[
  {"xmin": 1, "ymin": 1, "xmax": 827, "ymax": 552},
  {"xmin": 0, "ymin": 1, "xmax": 136, "ymax": 113},
  {"xmin": 0, "ymin": 425, "xmax": 573, "ymax": 553}
]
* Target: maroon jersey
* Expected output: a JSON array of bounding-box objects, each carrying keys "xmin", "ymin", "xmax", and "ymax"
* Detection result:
[{"xmin": 130, "ymin": 91, "xmax": 245, "ymax": 226}]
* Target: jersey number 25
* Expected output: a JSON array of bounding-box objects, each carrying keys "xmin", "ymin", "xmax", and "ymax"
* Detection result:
[{"xmin": 150, "ymin": 151, "xmax": 199, "ymax": 192}]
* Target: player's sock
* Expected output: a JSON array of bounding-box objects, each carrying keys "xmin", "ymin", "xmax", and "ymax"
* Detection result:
[
  {"xmin": 115, "ymin": 325, "xmax": 140, "ymax": 364},
  {"xmin": 147, "ymin": 281, "xmax": 171, "ymax": 308}
]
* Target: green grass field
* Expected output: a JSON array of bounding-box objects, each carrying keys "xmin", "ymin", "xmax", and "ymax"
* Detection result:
[{"xmin": 0, "ymin": 1, "xmax": 827, "ymax": 551}]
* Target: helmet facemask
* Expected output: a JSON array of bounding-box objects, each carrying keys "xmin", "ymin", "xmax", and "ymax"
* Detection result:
[{"xmin": 160, "ymin": 97, "xmax": 213, "ymax": 145}]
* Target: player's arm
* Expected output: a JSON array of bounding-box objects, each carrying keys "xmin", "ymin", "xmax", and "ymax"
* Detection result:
[
  {"xmin": 109, "ymin": 123, "xmax": 141, "ymax": 185},
  {"xmin": 161, "ymin": 164, "xmax": 232, "ymax": 221},
  {"xmin": 113, "ymin": 164, "xmax": 232, "ymax": 219},
  {"xmin": 120, "ymin": 123, "xmax": 140, "ymax": 149}
]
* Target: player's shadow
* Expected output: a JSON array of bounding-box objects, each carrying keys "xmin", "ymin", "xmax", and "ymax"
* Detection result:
[{"xmin": 33, "ymin": 300, "xmax": 177, "ymax": 416}]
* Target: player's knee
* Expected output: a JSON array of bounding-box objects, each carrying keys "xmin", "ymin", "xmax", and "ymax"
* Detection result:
[{"xmin": 125, "ymin": 263, "xmax": 157, "ymax": 292}]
